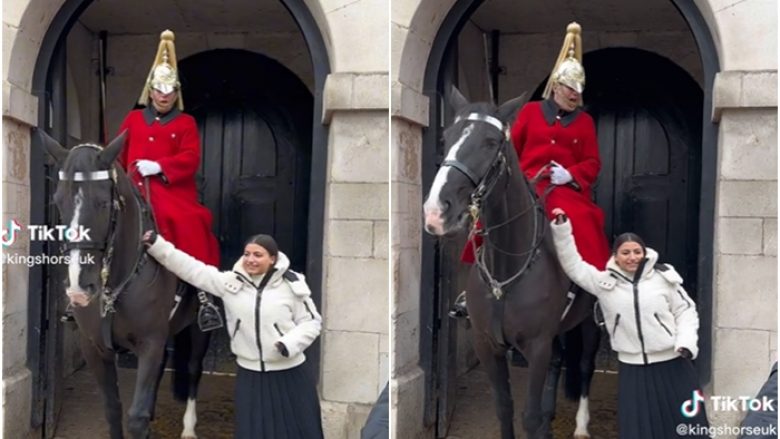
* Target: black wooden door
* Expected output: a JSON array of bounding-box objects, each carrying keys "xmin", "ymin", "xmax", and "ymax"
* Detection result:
[
  {"xmin": 195, "ymin": 103, "xmax": 306, "ymax": 271},
  {"xmin": 584, "ymin": 48, "xmax": 702, "ymax": 298},
  {"xmin": 179, "ymin": 49, "xmax": 313, "ymax": 372}
]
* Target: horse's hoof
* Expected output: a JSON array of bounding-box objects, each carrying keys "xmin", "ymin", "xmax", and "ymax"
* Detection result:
[
  {"xmin": 181, "ymin": 435, "xmax": 197, "ymax": 439},
  {"xmin": 573, "ymin": 434, "xmax": 590, "ymax": 439}
]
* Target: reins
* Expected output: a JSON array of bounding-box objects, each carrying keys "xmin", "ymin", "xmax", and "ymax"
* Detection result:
[
  {"xmin": 59, "ymin": 150, "xmax": 154, "ymax": 320},
  {"xmin": 445, "ymin": 113, "xmax": 556, "ymax": 300}
]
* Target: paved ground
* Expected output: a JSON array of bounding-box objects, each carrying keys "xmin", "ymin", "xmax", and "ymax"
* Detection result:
[
  {"xmin": 54, "ymin": 367, "xmax": 236, "ymax": 438},
  {"xmin": 445, "ymin": 366, "xmax": 620, "ymax": 438},
  {"xmin": 54, "ymin": 362, "xmax": 619, "ymax": 438}
]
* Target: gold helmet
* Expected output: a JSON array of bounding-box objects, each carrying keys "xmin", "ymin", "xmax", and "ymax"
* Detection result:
[
  {"xmin": 138, "ymin": 30, "xmax": 183, "ymax": 110},
  {"xmin": 542, "ymin": 22, "xmax": 585, "ymax": 105}
]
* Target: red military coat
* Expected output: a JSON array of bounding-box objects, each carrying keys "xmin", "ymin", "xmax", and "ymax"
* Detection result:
[
  {"xmin": 462, "ymin": 100, "xmax": 610, "ymax": 269},
  {"xmin": 118, "ymin": 107, "xmax": 220, "ymax": 266}
]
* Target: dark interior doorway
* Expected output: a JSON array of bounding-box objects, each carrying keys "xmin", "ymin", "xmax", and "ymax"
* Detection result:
[{"xmin": 177, "ymin": 49, "xmax": 314, "ymax": 372}]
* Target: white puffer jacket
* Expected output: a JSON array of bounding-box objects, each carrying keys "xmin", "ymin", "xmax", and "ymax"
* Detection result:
[
  {"xmin": 551, "ymin": 220, "xmax": 700, "ymax": 365},
  {"xmin": 148, "ymin": 236, "xmax": 322, "ymax": 372}
]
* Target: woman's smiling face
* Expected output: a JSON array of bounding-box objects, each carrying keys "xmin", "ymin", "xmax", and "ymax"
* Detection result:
[
  {"xmin": 614, "ymin": 241, "xmax": 645, "ymax": 273},
  {"xmin": 242, "ymin": 243, "xmax": 276, "ymax": 275}
]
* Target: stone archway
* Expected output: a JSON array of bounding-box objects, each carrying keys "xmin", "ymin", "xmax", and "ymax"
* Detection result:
[
  {"xmin": 2, "ymin": 0, "xmax": 332, "ymax": 436},
  {"xmin": 391, "ymin": 1, "xmax": 722, "ymax": 437}
]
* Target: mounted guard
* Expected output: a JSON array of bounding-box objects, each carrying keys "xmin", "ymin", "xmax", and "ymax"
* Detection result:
[
  {"xmin": 61, "ymin": 30, "xmax": 223, "ymax": 331},
  {"xmin": 452, "ymin": 22, "xmax": 611, "ymax": 317}
]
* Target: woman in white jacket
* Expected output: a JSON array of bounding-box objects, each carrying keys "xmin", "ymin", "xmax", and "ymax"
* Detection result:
[
  {"xmin": 143, "ymin": 231, "xmax": 323, "ymax": 439},
  {"xmin": 550, "ymin": 208, "xmax": 709, "ymax": 439}
]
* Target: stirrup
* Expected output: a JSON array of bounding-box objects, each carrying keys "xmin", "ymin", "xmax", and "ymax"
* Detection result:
[
  {"xmin": 197, "ymin": 291, "xmax": 224, "ymax": 332},
  {"xmin": 448, "ymin": 291, "xmax": 469, "ymax": 319}
]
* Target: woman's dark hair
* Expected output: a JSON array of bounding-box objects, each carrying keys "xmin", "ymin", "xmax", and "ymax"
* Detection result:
[
  {"xmin": 244, "ymin": 234, "xmax": 279, "ymax": 257},
  {"xmin": 612, "ymin": 232, "xmax": 646, "ymax": 255}
]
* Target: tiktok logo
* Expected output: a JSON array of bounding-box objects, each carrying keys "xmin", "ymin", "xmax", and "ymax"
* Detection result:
[
  {"xmin": 681, "ymin": 390, "xmax": 706, "ymax": 418},
  {"xmin": 1, "ymin": 219, "xmax": 22, "ymax": 247}
]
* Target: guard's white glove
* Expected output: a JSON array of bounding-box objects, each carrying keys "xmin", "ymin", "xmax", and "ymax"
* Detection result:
[
  {"xmin": 550, "ymin": 165, "xmax": 573, "ymax": 185},
  {"xmin": 136, "ymin": 160, "xmax": 162, "ymax": 177}
]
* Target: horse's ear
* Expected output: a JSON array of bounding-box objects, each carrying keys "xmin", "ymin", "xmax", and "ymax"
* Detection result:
[
  {"xmin": 98, "ymin": 130, "xmax": 127, "ymax": 167},
  {"xmin": 497, "ymin": 92, "xmax": 529, "ymax": 124},
  {"xmin": 34, "ymin": 127, "xmax": 68, "ymax": 165},
  {"xmin": 448, "ymin": 85, "xmax": 470, "ymax": 113}
]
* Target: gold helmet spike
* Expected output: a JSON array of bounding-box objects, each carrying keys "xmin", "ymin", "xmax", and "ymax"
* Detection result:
[
  {"xmin": 542, "ymin": 22, "xmax": 585, "ymax": 105},
  {"xmin": 138, "ymin": 30, "xmax": 184, "ymax": 110}
]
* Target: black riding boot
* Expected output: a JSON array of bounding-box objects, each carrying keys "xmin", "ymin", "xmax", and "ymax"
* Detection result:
[
  {"xmin": 197, "ymin": 290, "xmax": 224, "ymax": 332},
  {"xmin": 448, "ymin": 291, "xmax": 469, "ymax": 319}
]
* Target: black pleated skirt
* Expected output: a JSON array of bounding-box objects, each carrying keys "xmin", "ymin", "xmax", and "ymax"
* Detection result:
[
  {"xmin": 234, "ymin": 364, "xmax": 324, "ymax": 439},
  {"xmin": 618, "ymin": 357, "xmax": 710, "ymax": 438}
]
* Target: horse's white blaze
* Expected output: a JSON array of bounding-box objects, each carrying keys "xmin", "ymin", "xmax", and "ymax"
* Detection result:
[
  {"xmin": 181, "ymin": 398, "xmax": 197, "ymax": 438},
  {"xmin": 66, "ymin": 189, "xmax": 89, "ymax": 306},
  {"xmin": 423, "ymin": 123, "xmax": 474, "ymax": 235},
  {"xmin": 574, "ymin": 396, "xmax": 590, "ymax": 437},
  {"xmin": 423, "ymin": 167, "xmax": 450, "ymax": 234}
]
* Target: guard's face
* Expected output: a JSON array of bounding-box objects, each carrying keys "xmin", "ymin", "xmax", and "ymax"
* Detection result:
[
  {"xmin": 242, "ymin": 243, "xmax": 277, "ymax": 275},
  {"xmin": 552, "ymin": 83, "xmax": 581, "ymax": 112},
  {"xmin": 150, "ymin": 88, "xmax": 178, "ymax": 114},
  {"xmin": 614, "ymin": 241, "xmax": 645, "ymax": 273}
]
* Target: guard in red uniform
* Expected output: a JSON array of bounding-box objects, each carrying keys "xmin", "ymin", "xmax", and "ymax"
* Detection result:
[
  {"xmin": 453, "ymin": 22, "xmax": 611, "ymax": 318},
  {"xmin": 122, "ymin": 30, "xmax": 223, "ymax": 331}
]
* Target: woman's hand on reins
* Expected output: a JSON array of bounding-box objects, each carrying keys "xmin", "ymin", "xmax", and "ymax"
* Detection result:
[
  {"xmin": 552, "ymin": 208, "xmax": 568, "ymax": 224},
  {"xmin": 142, "ymin": 230, "xmax": 158, "ymax": 247}
]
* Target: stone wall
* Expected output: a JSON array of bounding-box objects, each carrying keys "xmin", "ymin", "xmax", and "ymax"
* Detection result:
[
  {"xmin": 710, "ymin": 70, "xmax": 777, "ymax": 432},
  {"xmin": 320, "ymin": 70, "xmax": 389, "ymax": 439},
  {"xmin": 2, "ymin": 118, "xmax": 34, "ymax": 439}
]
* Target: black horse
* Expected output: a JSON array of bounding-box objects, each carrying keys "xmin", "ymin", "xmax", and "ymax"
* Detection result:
[
  {"xmin": 37, "ymin": 129, "xmax": 211, "ymax": 439},
  {"xmin": 423, "ymin": 88, "xmax": 601, "ymax": 439}
]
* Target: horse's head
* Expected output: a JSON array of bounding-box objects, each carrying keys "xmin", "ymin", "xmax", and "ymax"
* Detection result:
[
  {"xmin": 37, "ymin": 129, "xmax": 127, "ymax": 307},
  {"xmin": 423, "ymin": 87, "xmax": 528, "ymax": 236}
]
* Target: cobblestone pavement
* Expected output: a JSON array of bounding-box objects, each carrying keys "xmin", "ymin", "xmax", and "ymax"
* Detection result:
[
  {"xmin": 54, "ymin": 367, "xmax": 236, "ymax": 438},
  {"xmin": 445, "ymin": 367, "xmax": 620, "ymax": 439}
]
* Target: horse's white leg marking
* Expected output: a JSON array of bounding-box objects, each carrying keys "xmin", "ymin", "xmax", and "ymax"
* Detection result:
[
  {"xmin": 423, "ymin": 124, "xmax": 475, "ymax": 234},
  {"xmin": 573, "ymin": 396, "xmax": 590, "ymax": 438},
  {"xmin": 181, "ymin": 398, "xmax": 197, "ymax": 438},
  {"xmin": 66, "ymin": 189, "xmax": 90, "ymax": 306}
]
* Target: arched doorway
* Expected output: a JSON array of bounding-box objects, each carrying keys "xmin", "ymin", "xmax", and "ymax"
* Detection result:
[
  {"xmin": 28, "ymin": 1, "xmax": 330, "ymax": 435},
  {"xmin": 418, "ymin": 1, "xmax": 719, "ymax": 435}
]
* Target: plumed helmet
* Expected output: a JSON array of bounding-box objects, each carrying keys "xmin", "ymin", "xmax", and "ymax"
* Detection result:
[
  {"xmin": 542, "ymin": 22, "xmax": 585, "ymax": 104},
  {"xmin": 137, "ymin": 30, "xmax": 184, "ymax": 110}
]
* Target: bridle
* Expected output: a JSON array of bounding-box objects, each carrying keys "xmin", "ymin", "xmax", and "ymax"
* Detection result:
[
  {"xmin": 58, "ymin": 144, "xmax": 152, "ymax": 316},
  {"xmin": 442, "ymin": 113, "xmax": 549, "ymax": 299}
]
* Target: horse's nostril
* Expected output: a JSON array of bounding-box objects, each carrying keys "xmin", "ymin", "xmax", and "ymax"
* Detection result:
[
  {"xmin": 84, "ymin": 283, "xmax": 97, "ymax": 296},
  {"xmin": 425, "ymin": 224, "xmax": 435, "ymax": 234}
]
